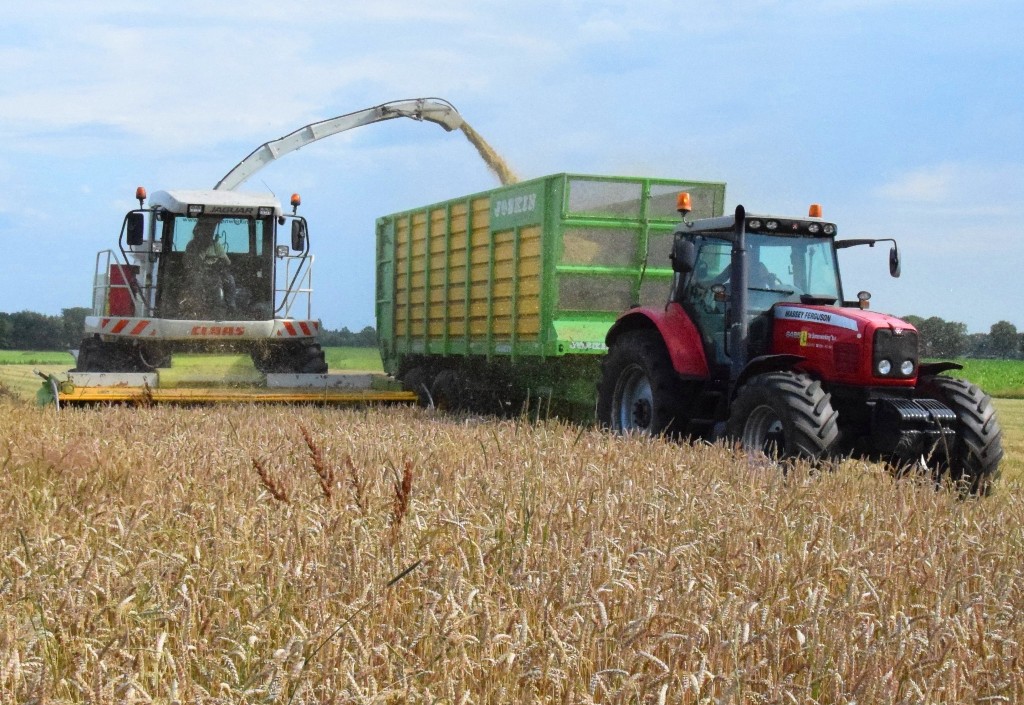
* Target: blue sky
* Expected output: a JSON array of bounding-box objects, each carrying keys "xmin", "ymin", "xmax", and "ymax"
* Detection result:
[{"xmin": 2, "ymin": 0, "xmax": 1022, "ymax": 333}]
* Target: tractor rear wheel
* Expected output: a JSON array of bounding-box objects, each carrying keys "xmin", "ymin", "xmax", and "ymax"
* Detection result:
[
  {"xmin": 727, "ymin": 371, "xmax": 839, "ymax": 461},
  {"xmin": 916, "ymin": 375, "xmax": 1003, "ymax": 495},
  {"xmin": 597, "ymin": 329, "xmax": 687, "ymax": 435}
]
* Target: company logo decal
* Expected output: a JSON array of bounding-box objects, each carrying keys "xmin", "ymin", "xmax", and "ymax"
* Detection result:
[
  {"xmin": 493, "ymin": 193, "xmax": 537, "ymax": 218},
  {"xmin": 775, "ymin": 306, "xmax": 859, "ymax": 332}
]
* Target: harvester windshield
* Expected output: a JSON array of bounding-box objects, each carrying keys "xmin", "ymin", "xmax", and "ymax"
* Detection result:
[{"xmin": 156, "ymin": 212, "xmax": 276, "ymax": 321}]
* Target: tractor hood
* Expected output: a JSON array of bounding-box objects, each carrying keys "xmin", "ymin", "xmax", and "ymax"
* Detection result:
[
  {"xmin": 773, "ymin": 304, "xmax": 915, "ymax": 336},
  {"xmin": 150, "ymin": 189, "xmax": 283, "ymax": 217}
]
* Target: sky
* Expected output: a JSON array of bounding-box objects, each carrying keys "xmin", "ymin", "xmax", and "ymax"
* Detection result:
[{"xmin": 2, "ymin": 0, "xmax": 1023, "ymax": 334}]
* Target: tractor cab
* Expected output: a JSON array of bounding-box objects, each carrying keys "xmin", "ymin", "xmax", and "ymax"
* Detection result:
[{"xmin": 675, "ymin": 221, "xmax": 844, "ymax": 370}]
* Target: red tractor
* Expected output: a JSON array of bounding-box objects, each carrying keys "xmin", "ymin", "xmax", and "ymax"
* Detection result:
[{"xmin": 597, "ymin": 195, "xmax": 1003, "ymax": 494}]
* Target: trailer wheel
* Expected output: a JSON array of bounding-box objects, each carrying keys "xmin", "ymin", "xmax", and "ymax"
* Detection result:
[
  {"xmin": 597, "ymin": 329, "xmax": 687, "ymax": 435},
  {"xmin": 916, "ymin": 375, "xmax": 1003, "ymax": 495},
  {"xmin": 430, "ymin": 369, "xmax": 464, "ymax": 412},
  {"xmin": 401, "ymin": 367, "xmax": 432, "ymax": 406},
  {"xmin": 727, "ymin": 371, "xmax": 839, "ymax": 460}
]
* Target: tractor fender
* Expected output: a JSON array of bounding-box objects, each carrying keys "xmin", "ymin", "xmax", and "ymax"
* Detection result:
[
  {"xmin": 605, "ymin": 304, "xmax": 709, "ymax": 378},
  {"xmin": 918, "ymin": 361, "xmax": 963, "ymax": 377},
  {"xmin": 732, "ymin": 354, "xmax": 806, "ymax": 397}
]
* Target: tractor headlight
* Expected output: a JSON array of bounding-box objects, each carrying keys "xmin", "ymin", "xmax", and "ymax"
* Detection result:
[
  {"xmin": 900, "ymin": 359, "xmax": 915, "ymax": 376},
  {"xmin": 877, "ymin": 359, "xmax": 892, "ymax": 376}
]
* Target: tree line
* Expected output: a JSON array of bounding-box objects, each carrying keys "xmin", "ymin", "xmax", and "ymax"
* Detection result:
[
  {"xmin": 1, "ymin": 308, "xmax": 1020, "ymax": 359},
  {"xmin": 0, "ymin": 309, "xmax": 378, "ymax": 350},
  {"xmin": 899, "ymin": 316, "xmax": 1021, "ymax": 359}
]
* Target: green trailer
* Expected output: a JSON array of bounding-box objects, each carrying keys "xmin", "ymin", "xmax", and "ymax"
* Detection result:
[{"xmin": 375, "ymin": 173, "xmax": 726, "ymax": 419}]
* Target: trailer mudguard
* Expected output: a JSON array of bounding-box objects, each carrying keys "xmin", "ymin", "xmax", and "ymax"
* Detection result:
[{"xmin": 606, "ymin": 303, "xmax": 709, "ymax": 378}]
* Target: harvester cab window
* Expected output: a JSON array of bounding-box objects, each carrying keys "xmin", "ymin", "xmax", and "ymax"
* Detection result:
[{"xmin": 156, "ymin": 215, "xmax": 274, "ymax": 321}]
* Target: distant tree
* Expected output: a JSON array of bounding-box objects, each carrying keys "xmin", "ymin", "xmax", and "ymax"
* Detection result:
[
  {"xmin": 319, "ymin": 325, "xmax": 377, "ymax": 347},
  {"xmin": 61, "ymin": 307, "xmax": 91, "ymax": 349},
  {"xmin": 966, "ymin": 332, "xmax": 991, "ymax": 359},
  {"xmin": 8, "ymin": 311, "xmax": 64, "ymax": 350},
  {"xmin": 0, "ymin": 313, "xmax": 11, "ymax": 349},
  {"xmin": 353, "ymin": 326, "xmax": 377, "ymax": 347},
  {"xmin": 989, "ymin": 320, "xmax": 1019, "ymax": 359},
  {"xmin": 905, "ymin": 315, "xmax": 967, "ymax": 359}
]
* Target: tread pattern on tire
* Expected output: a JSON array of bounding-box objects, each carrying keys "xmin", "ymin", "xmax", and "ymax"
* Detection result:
[
  {"xmin": 727, "ymin": 371, "xmax": 839, "ymax": 459},
  {"xmin": 918, "ymin": 375, "xmax": 1003, "ymax": 494},
  {"xmin": 596, "ymin": 329, "xmax": 688, "ymax": 435}
]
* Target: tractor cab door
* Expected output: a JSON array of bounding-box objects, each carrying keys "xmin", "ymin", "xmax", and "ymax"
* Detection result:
[
  {"xmin": 680, "ymin": 239, "xmax": 732, "ymax": 368},
  {"xmin": 155, "ymin": 215, "xmax": 275, "ymax": 321}
]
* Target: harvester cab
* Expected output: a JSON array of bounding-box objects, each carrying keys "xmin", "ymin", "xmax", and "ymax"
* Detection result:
[
  {"xmin": 75, "ymin": 187, "xmax": 327, "ymax": 374},
  {"xmin": 600, "ymin": 196, "xmax": 1003, "ymax": 494}
]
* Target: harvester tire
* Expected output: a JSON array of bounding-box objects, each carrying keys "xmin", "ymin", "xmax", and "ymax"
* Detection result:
[
  {"xmin": 727, "ymin": 371, "xmax": 839, "ymax": 461},
  {"xmin": 75, "ymin": 338, "xmax": 147, "ymax": 373},
  {"xmin": 297, "ymin": 344, "xmax": 328, "ymax": 374},
  {"xmin": 597, "ymin": 329, "xmax": 687, "ymax": 435},
  {"xmin": 916, "ymin": 375, "xmax": 1003, "ymax": 495}
]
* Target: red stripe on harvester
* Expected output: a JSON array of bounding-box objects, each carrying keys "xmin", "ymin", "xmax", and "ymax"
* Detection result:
[
  {"xmin": 283, "ymin": 322, "xmax": 297, "ymax": 336},
  {"xmin": 299, "ymin": 322, "xmax": 311, "ymax": 336},
  {"xmin": 130, "ymin": 320, "xmax": 150, "ymax": 336},
  {"xmin": 111, "ymin": 319, "xmax": 129, "ymax": 334}
]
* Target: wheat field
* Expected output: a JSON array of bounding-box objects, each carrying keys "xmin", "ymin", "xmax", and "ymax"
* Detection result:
[{"xmin": 2, "ymin": 396, "xmax": 1024, "ymax": 704}]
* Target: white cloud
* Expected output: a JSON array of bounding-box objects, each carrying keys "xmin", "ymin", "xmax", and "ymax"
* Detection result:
[{"xmin": 876, "ymin": 164, "xmax": 958, "ymax": 203}]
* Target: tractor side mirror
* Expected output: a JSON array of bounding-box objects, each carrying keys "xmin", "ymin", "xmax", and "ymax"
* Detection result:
[
  {"xmin": 670, "ymin": 237, "xmax": 696, "ymax": 273},
  {"xmin": 889, "ymin": 245, "xmax": 901, "ymax": 278},
  {"xmin": 126, "ymin": 212, "xmax": 145, "ymax": 247},
  {"xmin": 291, "ymin": 219, "xmax": 307, "ymax": 251}
]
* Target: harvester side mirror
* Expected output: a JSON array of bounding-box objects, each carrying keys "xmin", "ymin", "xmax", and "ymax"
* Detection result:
[
  {"xmin": 889, "ymin": 246, "xmax": 901, "ymax": 278},
  {"xmin": 670, "ymin": 238, "xmax": 696, "ymax": 273},
  {"xmin": 291, "ymin": 219, "xmax": 307, "ymax": 251},
  {"xmin": 126, "ymin": 212, "xmax": 145, "ymax": 247}
]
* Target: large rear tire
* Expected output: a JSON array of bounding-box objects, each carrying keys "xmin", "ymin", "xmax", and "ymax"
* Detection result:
[
  {"xmin": 727, "ymin": 371, "xmax": 839, "ymax": 460},
  {"xmin": 916, "ymin": 375, "xmax": 1003, "ymax": 495},
  {"xmin": 597, "ymin": 329, "xmax": 687, "ymax": 435}
]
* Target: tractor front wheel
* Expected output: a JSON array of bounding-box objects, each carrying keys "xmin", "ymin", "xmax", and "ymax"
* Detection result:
[
  {"xmin": 916, "ymin": 375, "xmax": 1003, "ymax": 495},
  {"xmin": 597, "ymin": 329, "xmax": 687, "ymax": 435},
  {"xmin": 727, "ymin": 371, "xmax": 839, "ymax": 461}
]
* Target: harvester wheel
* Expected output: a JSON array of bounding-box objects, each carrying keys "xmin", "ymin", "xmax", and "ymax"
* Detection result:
[
  {"xmin": 297, "ymin": 343, "xmax": 328, "ymax": 374},
  {"xmin": 597, "ymin": 329, "xmax": 687, "ymax": 435},
  {"xmin": 916, "ymin": 375, "xmax": 1003, "ymax": 495},
  {"xmin": 75, "ymin": 338, "xmax": 147, "ymax": 373},
  {"xmin": 727, "ymin": 371, "xmax": 839, "ymax": 461}
]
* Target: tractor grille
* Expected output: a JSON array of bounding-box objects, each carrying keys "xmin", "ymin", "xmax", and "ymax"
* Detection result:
[
  {"xmin": 873, "ymin": 329, "xmax": 919, "ymax": 379},
  {"xmin": 833, "ymin": 343, "xmax": 860, "ymax": 375}
]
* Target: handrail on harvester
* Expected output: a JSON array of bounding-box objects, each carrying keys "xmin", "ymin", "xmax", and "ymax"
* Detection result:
[{"xmin": 213, "ymin": 97, "xmax": 464, "ymax": 191}]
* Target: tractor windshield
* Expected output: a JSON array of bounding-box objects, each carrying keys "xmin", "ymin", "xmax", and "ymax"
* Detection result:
[{"xmin": 748, "ymin": 234, "xmax": 841, "ymax": 306}]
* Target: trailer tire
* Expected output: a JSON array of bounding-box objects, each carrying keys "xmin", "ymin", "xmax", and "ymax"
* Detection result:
[
  {"xmin": 597, "ymin": 329, "xmax": 687, "ymax": 435},
  {"xmin": 401, "ymin": 367, "xmax": 432, "ymax": 406},
  {"xmin": 430, "ymin": 369, "xmax": 464, "ymax": 412},
  {"xmin": 916, "ymin": 375, "xmax": 1003, "ymax": 495},
  {"xmin": 727, "ymin": 371, "xmax": 839, "ymax": 461}
]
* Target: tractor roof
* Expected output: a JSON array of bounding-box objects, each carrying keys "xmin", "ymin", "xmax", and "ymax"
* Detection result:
[{"xmin": 150, "ymin": 189, "xmax": 282, "ymax": 217}]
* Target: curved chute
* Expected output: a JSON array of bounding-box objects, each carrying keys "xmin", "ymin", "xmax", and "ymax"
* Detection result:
[{"xmin": 214, "ymin": 97, "xmax": 464, "ymax": 191}]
